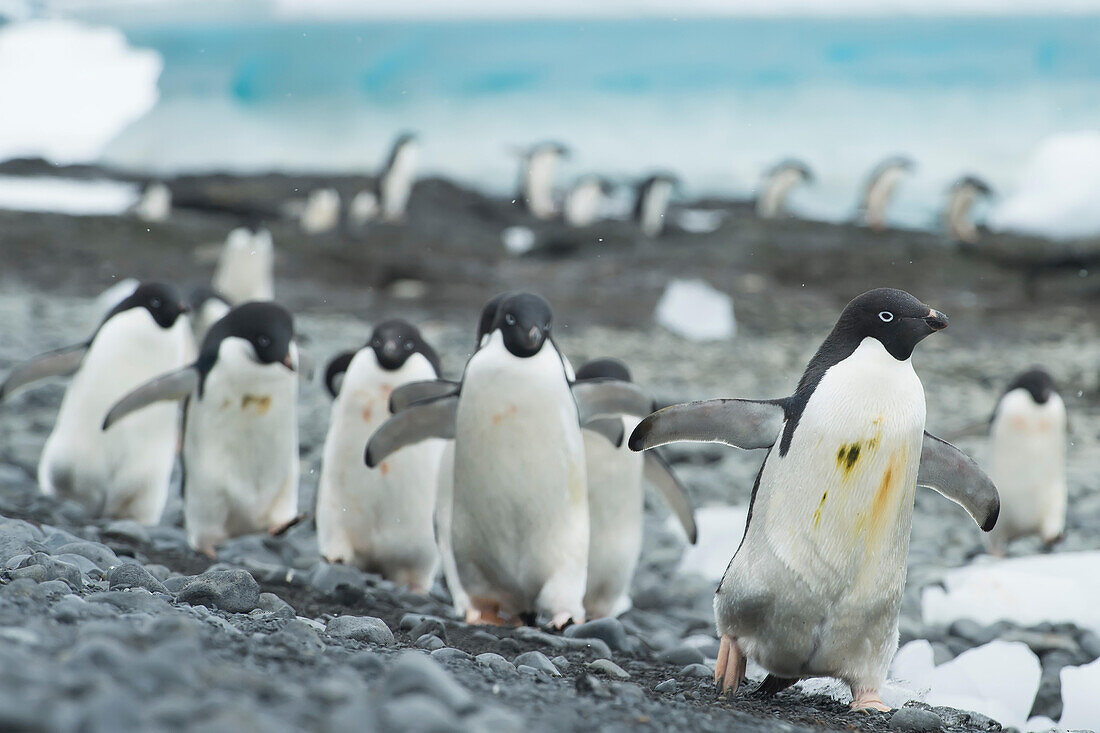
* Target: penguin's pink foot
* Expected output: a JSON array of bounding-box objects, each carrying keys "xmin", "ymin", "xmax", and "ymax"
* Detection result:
[
  {"xmin": 269, "ymin": 514, "xmax": 306, "ymax": 536},
  {"xmin": 715, "ymin": 634, "xmax": 745, "ymax": 696},
  {"xmin": 465, "ymin": 602, "xmax": 508, "ymax": 627},
  {"xmin": 850, "ymin": 689, "xmax": 891, "ymax": 713},
  {"xmin": 549, "ymin": 612, "xmax": 577, "ymax": 631}
]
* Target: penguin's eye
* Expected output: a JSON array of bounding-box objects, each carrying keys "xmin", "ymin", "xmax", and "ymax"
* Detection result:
[
  {"xmin": 505, "ymin": 314, "xmax": 516, "ymax": 326},
  {"xmin": 404, "ymin": 341, "xmax": 414, "ymax": 351},
  {"xmin": 878, "ymin": 311, "xmax": 894, "ymax": 323},
  {"xmin": 257, "ymin": 335, "xmax": 271, "ymax": 348},
  {"xmin": 150, "ymin": 298, "xmax": 162, "ymax": 309}
]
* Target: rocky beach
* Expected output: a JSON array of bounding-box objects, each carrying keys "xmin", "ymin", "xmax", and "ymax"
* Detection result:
[{"xmin": 0, "ymin": 163, "xmax": 1099, "ymax": 732}]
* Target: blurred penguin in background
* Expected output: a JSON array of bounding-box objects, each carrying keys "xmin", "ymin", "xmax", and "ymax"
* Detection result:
[
  {"xmin": 518, "ymin": 142, "xmax": 569, "ymax": 220},
  {"xmin": 378, "ymin": 132, "xmax": 419, "ymax": 223},
  {"xmin": 987, "ymin": 368, "xmax": 1067, "ymax": 555},
  {"xmin": 634, "ymin": 173, "xmax": 677, "ymax": 238},
  {"xmin": 299, "ymin": 188, "xmax": 341, "ymax": 234},
  {"xmin": 756, "ymin": 160, "xmax": 813, "ymax": 220},
  {"xmin": 0, "ymin": 283, "xmax": 191, "ymax": 524},
  {"xmin": 563, "ymin": 175, "xmax": 611, "ymax": 228},
  {"xmin": 133, "ymin": 182, "xmax": 172, "ymax": 223},
  {"xmin": 944, "ymin": 176, "xmax": 993, "ymax": 244},
  {"xmin": 212, "ymin": 227, "xmax": 274, "ymax": 304},
  {"xmin": 187, "ymin": 286, "xmax": 231, "ymax": 347},
  {"xmin": 859, "ymin": 156, "xmax": 913, "ymax": 230},
  {"xmin": 316, "ymin": 320, "xmax": 445, "ymax": 592}
]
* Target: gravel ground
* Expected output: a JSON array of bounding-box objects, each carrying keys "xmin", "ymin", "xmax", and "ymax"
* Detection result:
[{"xmin": 0, "ymin": 165, "xmax": 1098, "ymax": 732}]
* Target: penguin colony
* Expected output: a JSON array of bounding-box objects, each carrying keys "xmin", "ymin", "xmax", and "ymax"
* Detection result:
[{"xmin": 0, "ymin": 137, "xmax": 1068, "ymax": 714}]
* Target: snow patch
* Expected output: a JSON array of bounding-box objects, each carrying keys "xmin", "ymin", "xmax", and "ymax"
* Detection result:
[
  {"xmin": 655, "ymin": 279, "xmax": 735, "ymax": 342},
  {"xmin": 501, "ymin": 226, "xmax": 536, "ymax": 255},
  {"xmin": 988, "ymin": 132, "xmax": 1100, "ymax": 239},
  {"xmin": 1058, "ymin": 657, "xmax": 1100, "ymax": 731},
  {"xmin": 669, "ymin": 504, "xmax": 747, "ymax": 581},
  {"xmin": 889, "ymin": 640, "xmax": 1042, "ymax": 731},
  {"xmin": 0, "ymin": 20, "xmax": 161, "ymax": 163},
  {"xmin": 921, "ymin": 552, "xmax": 1100, "ymax": 635},
  {"xmin": 0, "ymin": 175, "xmax": 139, "ymax": 215}
]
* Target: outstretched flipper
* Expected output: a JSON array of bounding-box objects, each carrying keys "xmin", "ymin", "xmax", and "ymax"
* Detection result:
[
  {"xmin": 582, "ymin": 417, "xmax": 624, "ymax": 448},
  {"xmin": 0, "ymin": 343, "xmax": 89, "ymax": 401},
  {"xmin": 365, "ymin": 396, "xmax": 457, "ymax": 467},
  {"xmin": 571, "ymin": 378, "xmax": 653, "ymax": 424},
  {"xmin": 389, "ymin": 379, "xmax": 460, "ymax": 413},
  {"xmin": 628, "ymin": 399, "xmax": 786, "ymax": 452},
  {"xmin": 917, "ymin": 431, "xmax": 1000, "ymax": 532},
  {"xmin": 102, "ymin": 366, "xmax": 198, "ymax": 430},
  {"xmin": 643, "ymin": 451, "xmax": 697, "ymax": 544}
]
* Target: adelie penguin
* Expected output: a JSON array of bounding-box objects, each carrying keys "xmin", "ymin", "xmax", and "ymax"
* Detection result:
[
  {"xmin": 634, "ymin": 173, "xmax": 677, "ymax": 238},
  {"xmin": 102, "ymin": 302, "xmax": 301, "ymax": 556},
  {"xmin": 576, "ymin": 358, "xmax": 698, "ymax": 619},
  {"xmin": 518, "ymin": 142, "xmax": 569, "ymax": 220},
  {"xmin": 0, "ymin": 283, "xmax": 191, "ymax": 524},
  {"xmin": 986, "ymin": 367, "xmax": 1066, "ymax": 555},
  {"xmin": 859, "ymin": 156, "xmax": 913, "ymax": 231},
  {"xmin": 756, "ymin": 160, "xmax": 813, "ymax": 220},
  {"xmin": 212, "ymin": 227, "xmax": 274, "ymax": 304},
  {"xmin": 629, "ymin": 288, "xmax": 999, "ymax": 712},
  {"xmin": 366, "ymin": 292, "xmax": 654, "ymax": 628},
  {"xmin": 315, "ymin": 319, "xmax": 445, "ymax": 592}
]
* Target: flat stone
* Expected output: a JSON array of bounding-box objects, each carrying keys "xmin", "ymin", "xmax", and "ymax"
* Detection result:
[
  {"xmin": 655, "ymin": 679, "xmax": 678, "ymax": 693},
  {"xmin": 586, "ymin": 659, "xmax": 630, "ymax": 679},
  {"xmin": 475, "ymin": 652, "xmax": 516, "ymax": 675},
  {"xmin": 16, "ymin": 552, "xmax": 83, "ymax": 589},
  {"xmin": 512, "ymin": 651, "xmax": 560, "ymax": 676},
  {"xmin": 257, "ymin": 592, "xmax": 295, "ymax": 619},
  {"xmin": 86, "ymin": 589, "xmax": 174, "ymax": 614},
  {"xmin": 890, "ymin": 707, "xmax": 943, "ymax": 732},
  {"xmin": 431, "ymin": 647, "xmax": 472, "ymax": 663},
  {"xmin": 108, "ymin": 564, "xmax": 168, "ymax": 594},
  {"xmin": 378, "ymin": 693, "xmax": 458, "ymax": 733},
  {"xmin": 101, "ymin": 520, "xmax": 149, "ymax": 545},
  {"xmin": 408, "ymin": 616, "xmax": 447, "ymax": 643},
  {"xmin": 269, "ymin": 619, "xmax": 325, "ymax": 657},
  {"xmin": 381, "ymin": 652, "xmax": 475, "ymax": 714},
  {"xmin": 679, "ymin": 663, "xmax": 712, "ymax": 678},
  {"xmin": 658, "ymin": 644, "xmax": 705, "ymax": 666},
  {"xmin": 415, "ymin": 634, "xmax": 445, "ymax": 651},
  {"xmin": 52, "ymin": 541, "xmax": 119, "ymax": 570},
  {"xmin": 176, "ymin": 569, "xmax": 260, "ymax": 613},
  {"xmin": 564, "ymin": 617, "xmax": 628, "ymax": 651},
  {"xmin": 326, "ymin": 615, "xmax": 395, "ymax": 646}
]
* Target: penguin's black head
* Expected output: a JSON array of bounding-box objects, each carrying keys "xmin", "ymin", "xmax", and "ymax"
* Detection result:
[
  {"xmin": 107, "ymin": 282, "xmax": 188, "ymax": 329},
  {"xmin": 476, "ymin": 292, "xmax": 511, "ymax": 347},
  {"xmin": 1005, "ymin": 367, "xmax": 1056, "ymax": 405},
  {"xmin": 576, "ymin": 358, "xmax": 632, "ymax": 383},
  {"xmin": 834, "ymin": 288, "xmax": 947, "ymax": 361},
  {"xmin": 201, "ymin": 301, "xmax": 295, "ymax": 371},
  {"xmin": 368, "ymin": 319, "xmax": 440, "ymax": 374},
  {"xmin": 491, "ymin": 292, "xmax": 553, "ymax": 358}
]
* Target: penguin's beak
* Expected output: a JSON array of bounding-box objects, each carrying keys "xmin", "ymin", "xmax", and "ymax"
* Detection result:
[
  {"xmin": 382, "ymin": 340, "xmax": 400, "ymax": 361},
  {"xmin": 524, "ymin": 325, "xmax": 544, "ymax": 350},
  {"xmin": 281, "ymin": 353, "xmax": 296, "ymax": 371},
  {"xmin": 924, "ymin": 309, "xmax": 949, "ymax": 331}
]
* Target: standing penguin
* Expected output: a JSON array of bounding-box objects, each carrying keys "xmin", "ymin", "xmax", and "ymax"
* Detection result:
[
  {"xmin": 212, "ymin": 227, "xmax": 275, "ymax": 304},
  {"xmin": 634, "ymin": 174, "xmax": 677, "ymax": 238},
  {"xmin": 576, "ymin": 358, "xmax": 698, "ymax": 619},
  {"xmin": 102, "ymin": 302, "xmax": 301, "ymax": 556},
  {"xmin": 986, "ymin": 368, "xmax": 1067, "ymax": 555},
  {"xmin": 629, "ymin": 288, "xmax": 999, "ymax": 711},
  {"xmin": 860, "ymin": 156, "xmax": 913, "ymax": 230},
  {"xmin": 944, "ymin": 176, "xmax": 993, "ymax": 244},
  {"xmin": 563, "ymin": 175, "xmax": 610, "ymax": 228},
  {"xmin": 315, "ymin": 319, "xmax": 445, "ymax": 591},
  {"xmin": 518, "ymin": 142, "xmax": 569, "ymax": 220},
  {"xmin": 377, "ymin": 132, "xmax": 419, "ymax": 223},
  {"xmin": 756, "ymin": 160, "xmax": 813, "ymax": 219},
  {"xmin": 0, "ymin": 283, "xmax": 191, "ymax": 523},
  {"xmin": 187, "ymin": 286, "xmax": 231, "ymax": 348},
  {"xmin": 366, "ymin": 292, "xmax": 654, "ymax": 628}
]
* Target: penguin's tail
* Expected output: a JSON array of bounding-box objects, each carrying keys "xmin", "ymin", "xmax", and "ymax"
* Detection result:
[{"xmin": 756, "ymin": 675, "xmax": 800, "ymax": 697}]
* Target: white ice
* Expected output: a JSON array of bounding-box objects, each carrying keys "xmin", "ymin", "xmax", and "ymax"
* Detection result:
[
  {"xmin": 988, "ymin": 132, "xmax": 1100, "ymax": 239},
  {"xmin": 0, "ymin": 175, "xmax": 139, "ymax": 215},
  {"xmin": 1057, "ymin": 657, "xmax": 1100, "ymax": 731},
  {"xmin": 654, "ymin": 279, "xmax": 736, "ymax": 342},
  {"xmin": 921, "ymin": 552, "xmax": 1100, "ymax": 635},
  {"xmin": 667, "ymin": 504, "xmax": 747, "ymax": 581},
  {"xmin": 0, "ymin": 20, "xmax": 161, "ymax": 163},
  {"xmin": 889, "ymin": 639, "xmax": 1042, "ymax": 731}
]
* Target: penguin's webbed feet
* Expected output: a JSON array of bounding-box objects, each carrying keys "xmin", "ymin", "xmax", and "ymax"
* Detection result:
[
  {"xmin": 850, "ymin": 688, "xmax": 891, "ymax": 713},
  {"xmin": 715, "ymin": 634, "xmax": 746, "ymax": 697}
]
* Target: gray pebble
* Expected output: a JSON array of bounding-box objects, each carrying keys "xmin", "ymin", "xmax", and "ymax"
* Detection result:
[
  {"xmin": 415, "ymin": 634, "xmax": 445, "ymax": 651},
  {"xmin": 309, "ymin": 562, "xmax": 367, "ymax": 595},
  {"xmin": 431, "ymin": 647, "xmax": 471, "ymax": 663},
  {"xmin": 15, "ymin": 552, "xmax": 83, "ymax": 589},
  {"xmin": 658, "ymin": 644, "xmax": 705, "ymax": 666},
  {"xmin": 1079, "ymin": 630, "xmax": 1100, "ymax": 660},
  {"xmin": 550, "ymin": 655, "xmax": 570, "ymax": 670},
  {"xmin": 408, "ymin": 616, "xmax": 447, "ymax": 643},
  {"xmin": 348, "ymin": 650, "xmax": 385, "ymax": 674},
  {"xmin": 257, "ymin": 592, "xmax": 295, "ymax": 618},
  {"xmin": 679, "ymin": 663, "xmax": 712, "ymax": 678},
  {"xmin": 949, "ymin": 619, "xmax": 999, "ymax": 647},
  {"xmin": 381, "ymin": 652, "xmax": 475, "ymax": 714},
  {"xmin": 557, "ymin": 635, "xmax": 613, "ymax": 660},
  {"xmin": 655, "ymin": 679, "xmax": 678, "ymax": 693},
  {"xmin": 475, "ymin": 652, "xmax": 516, "ymax": 675},
  {"xmin": 177, "ymin": 569, "xmax": 260, "ymax": 613},
  {"xmin": 326, "ymin": 615, "xmax": 395, "ymax": 646},
  {"xmin": 52, "ymin": 541, "xmax": 119, "ymax": 570},
  {"xmin": 564, "ymin": 617, "xmax": 628, "ymax": 651},
  {"xmin": 586, "ymin": 659, "xmax": 630, "ymax": 679},
  {"xmin": 108, "ymin": 563, "xmax": 169, "ymax": 594},
  {"xmin": 269, "ymin": 619, "xmax": 326, "ymax": 658},
  {"xmin": 512, "ymin": 651, "xmax": 560, "ymax": 676},
  {"xmin": 101, "ymin": 520, "xmax": 149, "ymax": 545},
  {"xmin": 889, "ymin": 706, "xmax": 943, "ymax": 732},
  {"xmin": 378, "ymin": 693, "xmax": 458, "ymax": 733}
]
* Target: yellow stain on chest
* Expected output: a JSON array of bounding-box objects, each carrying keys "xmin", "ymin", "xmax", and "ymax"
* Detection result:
[
  {"xmin": 491, "ymin": 404, "xmax": 519, "ymax": 425},
  {"xmin": 240, "ymin": 394, "xmax": 272, "ymax": 415}
]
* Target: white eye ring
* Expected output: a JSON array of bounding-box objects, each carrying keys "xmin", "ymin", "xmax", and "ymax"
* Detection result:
[
  {"xmin": 505, "ymin": 314, "xmax": 516, "ymax": 326},
  {"xmin": 878, "ymin": 311, "xmax": 894, "ymax": 323}
]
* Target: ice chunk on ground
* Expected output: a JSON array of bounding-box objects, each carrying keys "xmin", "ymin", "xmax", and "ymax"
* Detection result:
[
  {"xmin": 1057, "ymin": 657, "xmax": 1100, "ymax": 731},
  {"xmin": 669, "ymin": 505, "xmax": 747, "ymax": 581},
  {"xmin": 989, "ymin": 131, "xmax": 1100, "ymax": 239},
  {"xmin": 0, "ymin": 176, "xmax": 139, "ymax": 215},
  {"xmin": 0, "ymin": 20, "xmax": 161, "ymax": 163},
  {"xmin": 889, "ymin": 640, "xmax": 1041, "ymax": 731},
  {"xmin": 921, "ymin": 552, "xmax": 1100, "ymax": 635},
  {"xmin": 675, "ymin": 208, "xmax": 724, "ymax": 234},
  {"xmin": 501, "ymin": 226, "xmax": 535, "ymax": 255},
  {"xmin": 655, "ymin": 279, "xmax": 735, "ymax": 342}
]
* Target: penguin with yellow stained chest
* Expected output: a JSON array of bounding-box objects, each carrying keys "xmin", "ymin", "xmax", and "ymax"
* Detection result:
[{"xmin": 629, "ymin": 288, "xmax": 1000, "ymax": 712}]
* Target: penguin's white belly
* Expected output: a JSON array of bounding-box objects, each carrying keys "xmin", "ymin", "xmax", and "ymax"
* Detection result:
[
  {"xmin": 316, "ymin": 368, "xmax": 443, "ymax": 587},
  {"xmin": 451, "ymin": 343, "xmax": 588, "ymax": 617},
  {"xmin": 717, "ymin": 338, "xmax": 925, "ymax": 686},
  {"xmin": 583, "ymin": 419, "xmax": 644, "ymax": 618},
  {"xmin": 381, "ymin": 148, "xmax": 416, "ymax": 220},
  {"xmin": 989, "ymin": 392, "xmax": 1067, "ymax": 544},
  {"xmin": 183, "ymin": 363, "xmax": 298, "ymax": 551},
  {"xmin": 40, "ymin": 313, "xmax": 189, "ymax": 524}
]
